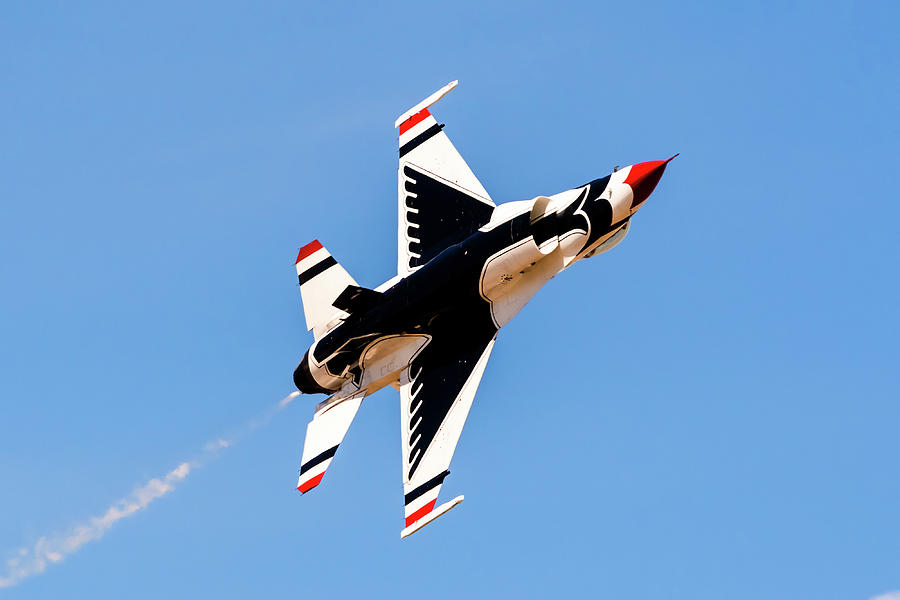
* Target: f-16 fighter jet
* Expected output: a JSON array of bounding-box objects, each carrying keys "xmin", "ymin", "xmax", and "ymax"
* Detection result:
[{"xmin": 292, "ymin": 81, "xmax": 674, "ymax": 537}]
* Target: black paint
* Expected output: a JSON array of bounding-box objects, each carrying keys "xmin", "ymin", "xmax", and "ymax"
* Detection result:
[
  {"xmin": 333, "ymin": 285, "xmax": 381, "ymax": 315},
  {"xmin": 402, "ymin": 165, "xmax": 494, "ymax": 270},
  {"xmin": 297, "ymin": 256, "xmax": 337, "ymax": 285},
  {"xmin": 299, "ymin": 445, "xmax": 339, "ymax": 475},
  {"xmin": 404, "ymin": 470, "xmax": 450, "ymax": 505},
  {"xmin": 399, "ymin": 123, "xmax": 444, "ymax": 158},
  {"xmin": 295, "ymin": 171, "xmax": 631, "ymax": 478}
]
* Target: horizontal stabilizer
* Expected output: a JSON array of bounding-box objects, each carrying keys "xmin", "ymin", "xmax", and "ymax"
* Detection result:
[
  {"xmin": 296, "ymin": 392, "xmax": 364, "ymax": 494},
  {"xmin": 332, "ymin": 285, "xmax": 381, "ymax": 315}
]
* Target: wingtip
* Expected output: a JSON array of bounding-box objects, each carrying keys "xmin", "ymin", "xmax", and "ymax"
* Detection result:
[
  {"xmin": 297, "ymin": 472, "xmax": 324, "ymax": 493},
  {"xmin": 296, "ymin": 240, "xmax": 323, "ymax": 264},
  {"xmin": 400, "ymin": 495, "xmax": 465, "ymax": 539},
  {"xmin": 394, "ymin": 80, "xmax": 460, "ymax": 128}
]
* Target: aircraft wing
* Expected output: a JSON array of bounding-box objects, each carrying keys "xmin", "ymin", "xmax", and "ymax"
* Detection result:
[
  {"xmin": 398, "ymin": 327, "xmax": 496, "ymax": 537},
  {"xmin": 396, "ymin": 81, "xmax": 495, "ymax": 276}
]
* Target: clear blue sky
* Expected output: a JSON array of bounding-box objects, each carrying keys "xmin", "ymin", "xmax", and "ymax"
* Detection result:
[{"xmin": 1, "ymin": 1, "xmax": 898, "ymax": 598}]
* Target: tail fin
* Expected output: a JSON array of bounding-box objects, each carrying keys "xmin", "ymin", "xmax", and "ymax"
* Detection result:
[{"xmin": 295, "ymin": 241, "xmax": 357, "ymax": 339}]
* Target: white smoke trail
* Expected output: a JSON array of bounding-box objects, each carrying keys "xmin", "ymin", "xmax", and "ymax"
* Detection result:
[{"xmin": 0, "ymin": 391, "xmax": 301, "ymax": 589}]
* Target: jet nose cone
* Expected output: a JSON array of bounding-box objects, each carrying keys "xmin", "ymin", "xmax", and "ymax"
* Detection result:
[{"xmin": 624, "ymin": 154, "xmax": 677, "ymax": 209}]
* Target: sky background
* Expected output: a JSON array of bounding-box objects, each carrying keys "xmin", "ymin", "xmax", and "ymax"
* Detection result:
[{"xmin": 1, "ymin": 1, "xmax": 898, "ymax": 598}]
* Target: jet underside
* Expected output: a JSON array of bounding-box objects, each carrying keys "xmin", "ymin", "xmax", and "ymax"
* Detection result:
[
  {"xmin": 289, "ymin": 80, "xmax": 673, "ymax": 537},
  {"xmin": 308, "ymin": 172, "xmax": 628, "ymax": 380}
]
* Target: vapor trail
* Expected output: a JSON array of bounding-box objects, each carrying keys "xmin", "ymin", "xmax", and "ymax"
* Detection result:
[{"xmin": 0, "ymin": 391, "xmax": 301, "ymax": 589}]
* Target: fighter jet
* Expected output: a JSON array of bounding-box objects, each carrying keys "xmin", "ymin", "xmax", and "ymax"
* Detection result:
[{"xmin": 292, "ymin": 81, "xmax": 674, "ymax": 537}]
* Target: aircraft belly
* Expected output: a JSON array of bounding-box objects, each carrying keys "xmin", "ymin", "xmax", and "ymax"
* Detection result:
[
  {"xmin": 313, "ymin": 211, "xmax": 545, "ymax": 384},
  {"xmin": 291, "ymin": 81, "xmax": 677, "ymax": 537},
  {"xmin": 480, "ymin": 239, "xmax": 566, "ymax": 328},
  {"xmin": 358, "ymin": 334, "xmax": 431, "ymax": 391}
]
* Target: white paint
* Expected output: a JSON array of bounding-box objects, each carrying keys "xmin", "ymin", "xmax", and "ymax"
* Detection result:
[
  {"xmin": 479, "ymin": 235, "xmax": 565, "ymax": 328},
  {"xmin": 399, "ymin": 337, "xmax": 495, "ymax": 537},
  {"xmin": 306, "ymin": 338, "xmax": 349, "ymax": 391},
  {"xmin": 529, "ymin": 196, "xmax": 559, "ymax": 254},
  {"xmin": 396, "ymin": 83, "xmax": 493, "ymax": 276},
  {"xmin": 394, "ymin": 80, "xmax": 458, "ymax": 128},
  {"xmin": 607, "ymin": 165, "xmax": 636, "ymax": 223},
  {"xmin": 581, "ymin": 221, "xmax": 630, "ymax": 260},
  {"xmin": 297, "ymin": 391, "xmax": 365, "ymax": 491},
  {"xmin": 482, "ymin": 200, "xmax": 531, "ymax": 231},
  {"xmin": 359, "ymin": 334, "xmax": 430, "ymax": 391},
  {"xmin": 546, "ymin": 186, "xmax": 591, "ymax": 265},
  {"xmin": 403, "ymin": 486, "xmax": 441, "ymax": 519},
  {"xmin": 296, "ymin": 243, "xmax": 357, "ymax": 338},
  {"xmin": 400, "ymin": 495, "xmax": 464, "ymax": 538}
]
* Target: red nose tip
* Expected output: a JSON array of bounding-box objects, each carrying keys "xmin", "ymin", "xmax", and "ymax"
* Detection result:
[{"xmin": 624, "ymin": 154, "xmax": 677, "ymax": 209}]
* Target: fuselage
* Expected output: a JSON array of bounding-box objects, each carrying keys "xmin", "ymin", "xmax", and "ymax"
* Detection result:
[{"xmin": 294, "ymin": 158, "xmax": 673, "ymax": 397}]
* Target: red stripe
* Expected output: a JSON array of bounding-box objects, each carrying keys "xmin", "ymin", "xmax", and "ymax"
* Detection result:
[
  {"xmin": 398, "ymin": 108, "xmax": 431, "ymax": 136},
  {"xmin": 404, "ymin": 499, "xmax": 436, "ymax": 527},
  {"xmin": 623, "ymin": 159, "xmax": 669, "ymax": 208},
  {"xmin": 297, "ymin": 472, "xmax": 324, "ymax": 494},
  {"xmin": 296, "ymin": 240, "xmax": 323, "ymax": 264}
]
